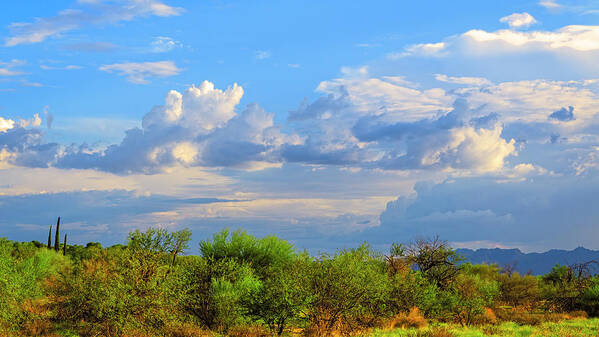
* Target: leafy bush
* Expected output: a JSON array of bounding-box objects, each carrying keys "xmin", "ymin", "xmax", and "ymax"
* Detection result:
[
  {"xmin": 199, "ymin": 228, "xmax": 295, "ymax": 278},
  {"xmin": 388, "ymin": 270, "xmax": 440, "ymax": 318},
  {"xmin": 242, "ymin": 257, "xmax": 310, "ymax": 335},
  {"xmin": 540, "ymin": 264, "xmax": 599, "ymax": 315},
  {"xmin": 51, "ymin": 249, "xmax": 133, "ymax": 335},
  {"xmin": 446, "ymin": 273, "xmax": 499, "ymax": 326},
  {"xmin": 305, "ymin": 244, "xmax": 392, "ymax": 335},
  {"xmin": 50, "ymin": 228, "xmax": 191, "ymax": 336},
  {"xmin": 498, "ymin": 272, "xmax": 540, "ymax": 309},
  {"xmin": 0, "ymin": 240, "xmax": 68, "ymax": 331},
  {"xmin": 188, "ymin": 228, "xmax": 307, "ymax": 334},
  {"xmin": 178, "ymin": 254, "xmax": 260, "ymax": 332},
  {"xmin": 579, "ymin": 277, "xmax": 599, "ymax": 317}
]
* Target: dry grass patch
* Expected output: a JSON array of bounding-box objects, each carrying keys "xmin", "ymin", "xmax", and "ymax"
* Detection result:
[{"xmin": 389, "ymin": 307, "xmax": 428, "ymax": 330}]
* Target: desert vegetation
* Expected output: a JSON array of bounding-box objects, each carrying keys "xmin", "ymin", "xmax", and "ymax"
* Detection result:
[{"xmin": 0, "ymin": 226, "xmax": 598, "ymax": 336}]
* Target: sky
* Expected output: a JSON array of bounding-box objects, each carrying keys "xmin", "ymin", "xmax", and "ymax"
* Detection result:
[{"xmin": 1, "ymin": 0, "xmax": 599, "ymax": 253}]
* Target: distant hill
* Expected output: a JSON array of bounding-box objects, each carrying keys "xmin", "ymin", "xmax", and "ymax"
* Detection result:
[{"xmin": 456, "ymin": 247, "xmax": 599, "ymax": 275}]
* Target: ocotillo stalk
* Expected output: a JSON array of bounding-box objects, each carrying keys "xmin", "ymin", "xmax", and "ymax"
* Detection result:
[
  {"xmin": 47, "ymin": 225, "xmax": 52, "ymax": 249},
  {"xmin": 63, "ymin": 233, "xmax": 67, "ymax": 256},
  {"xmin": 54, "ymin": 217, "xmax": 61, "ymax": 251}
]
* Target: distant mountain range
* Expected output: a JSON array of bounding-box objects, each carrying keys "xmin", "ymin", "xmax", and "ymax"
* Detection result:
[{"xmin": 456, "ymin": 247, "xmax": 599, "ymax": 275}]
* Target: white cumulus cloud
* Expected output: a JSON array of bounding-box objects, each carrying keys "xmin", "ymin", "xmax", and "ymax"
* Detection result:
[
  {"xmin": 0, "ymin": 117, "xmax": 15, "ymax": 133},
  {"xmin": 143, "ymin": 80, "xmax": 244, "ymax": 131},
  {"xmin": 463, "ymin": 25, "xmax": 599, "ymax": 51},
  {"xmin": 499, "ymin": 12, "xmax": 538, "ymax": 29}
]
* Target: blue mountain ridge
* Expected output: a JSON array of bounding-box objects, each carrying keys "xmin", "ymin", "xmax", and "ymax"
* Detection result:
[{"xmin": 456, "ymin": 247, "xmax": 599, "ymax": 275}]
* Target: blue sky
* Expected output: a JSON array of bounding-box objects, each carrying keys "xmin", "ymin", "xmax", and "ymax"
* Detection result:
[{"xmin": 1, "ymin": 0, "xmax": 599, "ymax": 253}]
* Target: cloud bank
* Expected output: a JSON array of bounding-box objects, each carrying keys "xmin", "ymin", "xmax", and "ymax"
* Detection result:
[{"xmin": 4, "ymin": 0, "xmax": 183, "ymax": 47}]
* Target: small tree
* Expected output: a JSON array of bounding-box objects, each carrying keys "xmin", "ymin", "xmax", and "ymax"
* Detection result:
[
  {"xmin": 169, "ymin": 229, "xmax": 192, "ymax": 270},
  {"xmin": 242, "ymin": 257, "xmax": 310, "ymax": 335},
  {"xmin": 127, "ymin": 227, "xmax": 192, "ymax": 283},
  {"xmin": 178, "ymin": 256, "xmax": 259, "ymax": 332},
  {"xmin": 541, "ymin": 262, "xmax": 599, "ymax": 313},
  {"xmin": 199, "ymin": 228, "xmax": 295, "ymax": 279},
  {"xmin": 580, "ymin": 276, "xmax": 599, "ymax": 317},
  {"xmin": 306, "ymin": 244, "xmax": 392, "ymax": 335},
  {"xmin": 498, "ymin": 272, "xmax": 540, "ymax": 309},
  {"xmin": 450, "ymin": 273, "xmax": 499, "ymax": 326},
  {"xmin": 402, "ymin": 236, "xmax": 463, "ymax": 289},
  {"xmin": 192, "ymin": 229, "xmax": 301, "ymax": 333}
]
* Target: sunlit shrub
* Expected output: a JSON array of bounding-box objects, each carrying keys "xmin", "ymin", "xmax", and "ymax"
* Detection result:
[
  {"xmin": 304, "ymin": 244, "xmax": 392, "ymax": 335},
  {"xmin": 0, "ymin": 241, "xmax": 68, "ymax": 331},
  {"xmin": 389, "ymin": 307, "xmax": 428, "ymax": 329}
]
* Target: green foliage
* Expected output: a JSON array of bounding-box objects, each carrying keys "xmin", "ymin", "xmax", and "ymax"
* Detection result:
[
  {"xmin": 446, "ymin": 273, "xmax": 499, "ymax": 326},
  {"xmin": 388, "ymin": 270, "xmax": 441, "ymax": 317},
  {"xmin": 541, "ymin": 264, "xmax": 591, "ymax": 313},
  {"xmin": 50, "ymin": 228, "xmax": 191, "ymax": 336},
  {"xmin": 0, "ymin": 239, "xmax": 68, "ymax": 330},
  {"xmin": 178, "ymin": 255, "xmax": 259, "ymax": 332},
  {"xmin": 579, "ymin": 277, "xmax": 599, "ymax": 317},
  {"xmin": 497, "ymin": 272, "xmax": 540, "ymax": 309},
  {"xmin": 51, "ymin": 249, "xmax": 131, "ymax": 335},
  {"xmin": 183, "ymin": 229, "xmax": 302, "ymax": 334},
  {"xmin": 199, "ymin": 228, "xmax": 295, "ymax": 278},
  {"xmin": 306, "ymin": 244, "xmax": 393, "ymax": 335},
  {"xmin": 461, "ymin": 263, "xmax": 500, "ymax": 281},
  {"xmin": 242, "ymin": 255, "xmax": 311, "ymax": 335},
  {"xmin": 1, "ymin": 229, "xmax": 599, "ymax": 336}
]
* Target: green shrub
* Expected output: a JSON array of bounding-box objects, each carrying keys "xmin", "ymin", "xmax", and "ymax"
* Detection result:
[
  {"xmin": 177, "ymin": 255, "xmax": 260, "ymax": 332},
  {"xmin": 305, "ymin": 244, "xmax": 392, "ymax": 335},
  {"xmin": 388, "ymin": 270, "xmax": 440, "ymax": 318},
  {"xmin": 188, "ymin": 229, "xmax": 307, "ymax": 334},
  {"xmin": 50, "ymin": 228, "xmax": 190, "ymax": 336},
  {"xmin": 498, "ymin": 272, "xmax": 540, "ymax": 309},
  {"xmin": 51, "ymin": 248, "xmax": 135, "ymax": 335},
  {"xmin": 242, "ymin": 256, "xmax": 311, "ymax": 335},
  {"xmin": 446, "ymin": 273, "xmax": 499, "ymax": 326},
  {"xmin": 579, "ymin": 277, "xmax": 599, "ymax": 317},
  {"xmin": 541, "ymin": 264, "xmax": 585, "ymax": 312},
  {"xmin": 0, "ymin": 240, "xmax": 68, "ymax": 331},
  {"xmin": 199, "ymin": 228, "xmax": 296, "ymax": 279}
]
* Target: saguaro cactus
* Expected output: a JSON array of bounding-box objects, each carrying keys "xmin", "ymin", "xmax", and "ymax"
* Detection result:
[
  {"xmin": 63, "ymin": 233, "xmax": 67, "ymax": 256},
  {"xmin": 54, "ymin": 217, "xmax": 61, "ymax": 252},
  {"xmin": 47, "ymin": 225, "xmax": 52, "ymax": 249}
]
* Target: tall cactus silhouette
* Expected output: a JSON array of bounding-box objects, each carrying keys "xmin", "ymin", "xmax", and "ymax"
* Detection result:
[
  {"xmin": 63, "ymin": 233, "xmax": 67, "ymax": 256},
  {"xmin": 47, "ymin": 225, "xmax": 52, "ymax": 249},
  {"xmin": 54, "ymin": 217, "xmax": 61, "ymax": 252}
]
